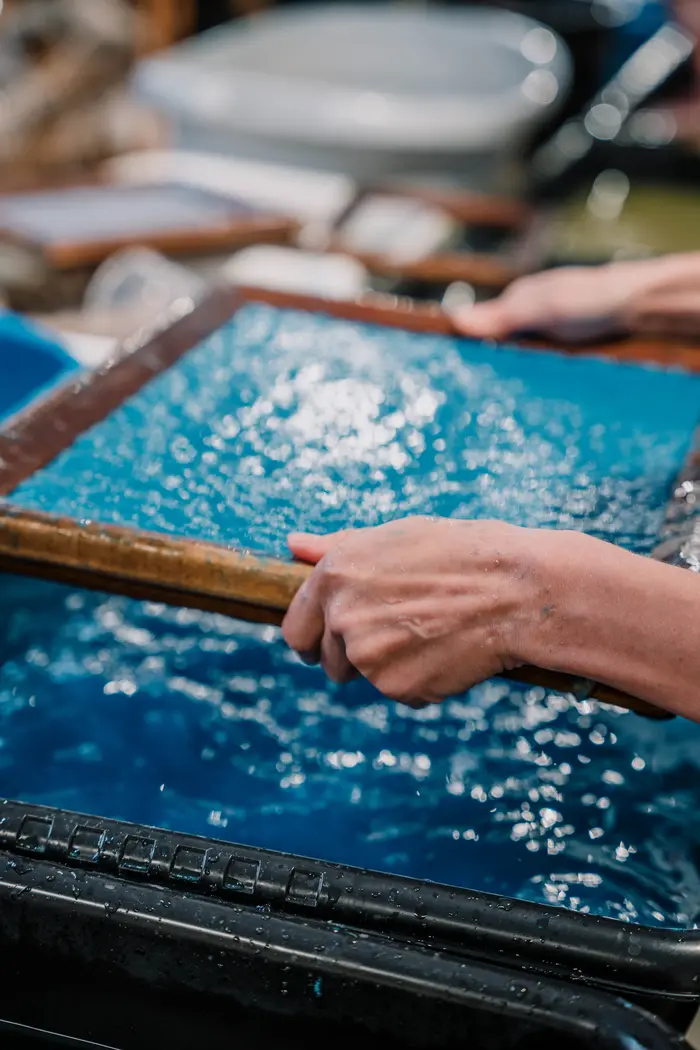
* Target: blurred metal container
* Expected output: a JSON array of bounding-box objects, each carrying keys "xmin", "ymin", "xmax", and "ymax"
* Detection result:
[{"xmin": 133, "ymin": 3, "xmax": 572, "ymax": 192}]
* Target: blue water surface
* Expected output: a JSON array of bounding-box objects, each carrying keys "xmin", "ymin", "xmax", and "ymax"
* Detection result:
[
  {"xmin": 3, "ymin": 303, "xmax": 700, "ymax": 928},
  {"xmin": 10, "ymin": 304, "xmax": 700, "ymax": 553}
]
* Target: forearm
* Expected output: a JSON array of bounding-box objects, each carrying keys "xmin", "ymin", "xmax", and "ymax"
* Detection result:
[
  {"xmin": 624, "ymin": 252, "xmax": 700, "ymax": 337},
  {"xmin": 521, "ymin": 531, "xmax": 700, "ymax": 720}
]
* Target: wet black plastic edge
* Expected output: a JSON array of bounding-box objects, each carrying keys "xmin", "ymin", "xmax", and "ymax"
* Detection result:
[
  {"xmin": 0, "ymin": 839, "xmax": 687, "ymax": 1050},
  {"xmin": 0, "ymin": 800, "xmax": 697, "ymax": 1004}
]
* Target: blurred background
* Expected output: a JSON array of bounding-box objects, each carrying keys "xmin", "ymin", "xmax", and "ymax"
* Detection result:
[{"xmin": 0, "ymin": 0, "xmax": 699, "ymax": 367}]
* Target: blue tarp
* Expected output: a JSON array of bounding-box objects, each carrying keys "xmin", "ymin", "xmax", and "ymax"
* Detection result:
[{"xmin": 0, "ymin": 311, "xmax": 78, "ymax": 424}]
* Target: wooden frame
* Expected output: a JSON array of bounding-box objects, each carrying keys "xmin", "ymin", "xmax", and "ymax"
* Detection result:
[
  {"xmin": 1, "ymin": 286, "xmax": 699, "ymax": 719},
  {"xmin": 0, "ymin": 181, "xmax": 297, "ymax": 273},
  {"xmin": 0, "ymin": 179, "xmax": 297, "ymax": 312},
  {"xmin": 330, "ymin": 185, "xmax": 533, "ymax": 292}
]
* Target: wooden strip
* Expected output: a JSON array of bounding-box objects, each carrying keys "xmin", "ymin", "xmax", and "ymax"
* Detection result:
[
  {"xmin": 0, "ymin": 509, "xmax": 309, "ymax": 612},
  {"xmin": 0, "ymin": 178, "xmax": 296, "ymax": 270},
  {"xmin": 0, "ymin": 284, "xmax": 242, "ymax": 496},
  {"xmin": 354, "ymin": 184, "xmax": 533, "ymax": 230},
  {"xmin": 0, "ymin": 556, "xmax": 286, "ymax": 627},
  {"xmin": 42, "ymin": 216, "xmax": 296, "ymax": 271},
  {"xmin": 238, "ymin": 286, "xmax": 458, "ymax": 333},
  {"xmin": 328, "ymin": 185, "xmax": 522, "ymax": 290},
  {"xmin": 332, "ymin": 247, "xmax": 519, "ymax": 290},
  {"xmin": 0, "ymin": 507, "xmax": 672, "ymax": 719}
]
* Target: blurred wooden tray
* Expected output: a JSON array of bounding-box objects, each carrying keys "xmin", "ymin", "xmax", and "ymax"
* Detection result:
[
  {"xmin": 330, "ymin": 186, "xmax": 530, "ymax": 292},
  {"xmin": 0, "ymin": 179, "xmax": 297, "ymax": 268},
  {"xmin": 0, "ymin": 179, "xmax": 297, "ymax": 311},
  {"xmin": 1, "ymin": 286, "xmax": 698, "ymax": 719}
]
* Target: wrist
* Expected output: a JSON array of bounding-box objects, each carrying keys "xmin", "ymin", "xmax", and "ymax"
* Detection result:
[
  {"xmin": 508, "ymin": 527, "xmax": 651, "ymax": 675},
  {"xmin": 623, "ymin": 252, "xmax": 700, "ymax": 286},
  {"xmin": 512, "ymin": 529, "xmax": 607, "ymax": 671},
  {"xmin": 514, "ymin": 528, "xmax": 700, "ymax": 718},
  {"xmin": 494, "ymin": 525, "xmax": 579, "ymax": 669},
  {"xmin": 624, "ymin": 253, "xmax": 700, "ymax": 330},
  {"xmin": 515, "ymin": 528, "xmax": 656, "ymax": 678}
]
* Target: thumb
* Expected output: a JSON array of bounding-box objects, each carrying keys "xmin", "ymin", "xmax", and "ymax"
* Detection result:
[
  {"xmin": 448, "ymin": 301, "xmax": 514, "ymax": 340},
  {"xmin": 288, "ymin": 530, "xmax": 347, "ymax": 565}
]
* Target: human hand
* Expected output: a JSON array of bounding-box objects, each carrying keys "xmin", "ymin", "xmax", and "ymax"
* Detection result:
[
  {"xmin": 651, "ymin": 2, "xmax": 700, "ymax": 143},
  {"xmin": 282, "ymin": 517, "xmax": 550, "ymax": 706},
  {"xmin": 673, "ymin": 1, "xmax": 700, "ymax": 91},
  {"xmin": 451, "ymin": 253, "xmax": 700, "ymax": 343},
  {"xmin": 285, "ymin": 515, "xmax": 700, "ymax": 721}
]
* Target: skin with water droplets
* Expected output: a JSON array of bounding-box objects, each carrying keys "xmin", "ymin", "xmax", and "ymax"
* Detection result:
[{"xmin": 3, "ymin": 304, "xmax": 700, "ymax": 926}]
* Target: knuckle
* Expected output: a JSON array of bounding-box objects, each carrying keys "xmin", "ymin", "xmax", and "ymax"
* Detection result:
[
  {"xmin": 326, "ymin": 603, "xmax": 349, "ymax": 636},
  {"xmin": 508, "ymin": 275, "xmax": 542, "ymax": 297},
  {"xmin": 343, "ymin": 639, "xmax": 364, "ymax": 672},
  {"xmin": 373, "ymin": 670, "xmax": 416, "ymax": 704},
  {"xmin": 345, "ymin": 635, "xmax": 385, "ymax": 674},
  {"xmin": 317, "ymin": 553, "xmax": 349, "ymax": 587}
]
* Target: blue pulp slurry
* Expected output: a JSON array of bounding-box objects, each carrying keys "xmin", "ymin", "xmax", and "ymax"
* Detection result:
[{"xmin": 4, "ymin": 303, "xmax": 700, "ymax": 927}]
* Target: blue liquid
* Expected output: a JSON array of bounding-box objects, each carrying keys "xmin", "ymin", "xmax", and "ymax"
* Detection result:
[
  {"xmin": 0, "ymin": 311, "xmax": 77, "ymax": 424},
  {"xmin": 10, "ymin": 304, "xmax": 700, "ymax": 553},
  {"xmin": 3, "ymin": 304, "xmax": 700, "ymax": 928}
]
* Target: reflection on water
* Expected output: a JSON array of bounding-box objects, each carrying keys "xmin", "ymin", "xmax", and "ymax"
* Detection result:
[
  {"xmin": 4, "ymin": 304, "xmax": 700, "ymax": 927},
  {"xmin": 10, "ymin": 304, "xmax": 699, "ymax": 553}
]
